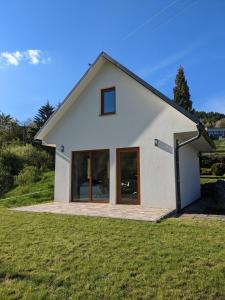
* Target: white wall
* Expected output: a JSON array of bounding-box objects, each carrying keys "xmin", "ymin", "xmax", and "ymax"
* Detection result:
[
  {"xmin": 44, "ymin": 61, "xmax": 198, "ymax": 209},
  {"xmin": 54, "ymin": 150, "xmax": 71, "ymax": 202},
  {"xmin": 179, "ymin": 144, "xmax": 201, "ymax": 208}
]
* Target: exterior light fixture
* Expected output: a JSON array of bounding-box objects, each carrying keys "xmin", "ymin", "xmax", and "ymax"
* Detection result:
[
  {"xmin": 60, "ymin": 145, "xmax": 64, "ymax": 152},
  {"xmin": 154, "ymin": 139, "xmax": 158, "ymax": 146}
]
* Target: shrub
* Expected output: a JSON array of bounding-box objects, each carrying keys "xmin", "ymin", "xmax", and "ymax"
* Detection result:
[
  {"xmin": 201, "ymin": 168, "xmax": 212, "ymax": 175},
  {"xmin": 0, "ymin": 169, "xmax": 14, "ymax": 197},
  {"xmin": 211, "ymin": 163, "xmax": 225, "ymax": 176},
  {"xmin": 201, "ymin": 155, "xmax": 225, "ymax": 168},
  {"xmin": 0, "ymin": 150, "xmax": 23, "ymax": 196},
  {"xmin": 15, "ymin": 166, "xmax": 42, "ymax": 186},
  {"xmin": 26, "ymin": 146, "xmax": 54, "ymax": 170},
  {"xmin": 9, "ymin": 144, "xmax": 55, "ymax": 171},
  {"xmin": 0, "ymin": 150, "xmax": 23, "ymax": 176}
]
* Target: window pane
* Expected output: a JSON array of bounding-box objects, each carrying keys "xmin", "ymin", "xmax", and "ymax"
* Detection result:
[
  {"xmin": 120, "ymin": 151, "xmax": 138, "ymax": 202},
  {"xmin": 103, "ymin": 89, "xmax": 115, "ymax": 113},
  {"xmin": 72, "ymin": 152, "xmax": 90, "ymax": 201},
  {"xmin": 92, "ymin": 150, "xmax": 109, "ymax": 201}
]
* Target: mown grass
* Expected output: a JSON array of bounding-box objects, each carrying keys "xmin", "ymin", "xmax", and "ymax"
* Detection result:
[
  {"xmin": 1, "ymin": 168, "xmax": 225, "ymax": 298},
  {"xmin": 0, "ymin": 171, "xmax": 54, "ymax": 208},
  {"xmin": 1, "ymin": 210, "xmax": 225, "ymax": 299},
  {"xmin": 200, "ymin": 175, "xmax": 225, "ymax": 184}
]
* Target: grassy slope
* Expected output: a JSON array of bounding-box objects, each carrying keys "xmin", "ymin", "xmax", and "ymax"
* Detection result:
[
  {"xmin": 0, "ymin": 171, "xmax": 54, "ymax": 208},
  {"xmin": 1, "ymin": 210, "xmax": 225, "ymax": 299},
  {"xmin": 200, "ymin": 139, "xmax": 225, "ymax": 184},
  {"xmin": 214, "ymin": 139, "xmax": 225, "ymax": 152}
]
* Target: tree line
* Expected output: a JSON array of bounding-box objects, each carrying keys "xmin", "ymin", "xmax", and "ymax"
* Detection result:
[{"xmin": 0, "ymin": 101, "xmax": 55, "ymax": 147}]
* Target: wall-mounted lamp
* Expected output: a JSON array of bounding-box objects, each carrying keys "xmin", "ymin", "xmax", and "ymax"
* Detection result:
[
  {"xmin": 154, "ymin": 139, "xmax": 158, "ymax": 146},
  {"xmin": 60, "ymin": 145, "xmax": 64, "ymax": 152}
]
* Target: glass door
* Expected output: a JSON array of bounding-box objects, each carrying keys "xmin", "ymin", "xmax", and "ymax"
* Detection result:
[
  {"xmin": 71, "ymin": 151, "xmax": 90, "ymax": 202},
  {"xmin": 71, "ymin": 150, "xmax": 109, "ymax": 202},
  {"xmin": 91, "ymin": 150, "xmax": 109, "ymax": 202},
  {"xmin": 117, "ymin": 148, "xmax": 140, "ymax": 204}
]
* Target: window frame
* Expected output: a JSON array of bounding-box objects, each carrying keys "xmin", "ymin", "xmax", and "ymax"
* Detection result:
[{"xmin": 100, "ymin": 87, "xmax": 116, "ymax": 115}]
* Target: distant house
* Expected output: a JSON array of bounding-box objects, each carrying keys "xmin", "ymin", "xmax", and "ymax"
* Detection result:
[
  {"xmin": 207, "ymin": 128, "xmax": 225, "ymax": 139},
  {"xmin": 35, "ymin": 52, "xmax": 213, "ymax": 211}
]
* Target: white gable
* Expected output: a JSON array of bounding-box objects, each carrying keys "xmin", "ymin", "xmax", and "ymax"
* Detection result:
[{"xmin": 42, "ymin": 60, "xmax": 198, "ymax": 151}]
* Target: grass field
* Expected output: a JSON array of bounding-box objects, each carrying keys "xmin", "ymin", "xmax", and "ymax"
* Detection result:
[
  {"xmin": 1, "ymin": 169, "xmax": 225, "ymax": 298},
  {"xmin": 2, "ymin": 209, "xmax": 225, "ymax": 299}
]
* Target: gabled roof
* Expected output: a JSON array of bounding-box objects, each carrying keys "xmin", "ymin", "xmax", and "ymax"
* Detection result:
[{"xmin": 35, "ymin": 51, "xmax": 202, "ymax": 141}]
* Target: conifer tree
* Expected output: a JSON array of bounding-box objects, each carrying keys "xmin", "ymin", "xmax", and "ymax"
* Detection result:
[
  {"xmin": 173, "ymin": 66, "xmax": 192, "ymax": 112},
  {"xmin": 34, "ymin": 101, "xmax": 55, "ymax": 128}
]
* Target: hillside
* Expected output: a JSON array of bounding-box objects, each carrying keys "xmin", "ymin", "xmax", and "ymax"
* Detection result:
[{"xmin": 0, "ymin": 171, "xmax": 54, "ymax": 208}]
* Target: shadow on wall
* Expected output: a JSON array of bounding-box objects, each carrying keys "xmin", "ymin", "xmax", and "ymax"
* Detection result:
[{"xmin": 156, "ymin": 140, "xmax": 174, "ymax": 154}]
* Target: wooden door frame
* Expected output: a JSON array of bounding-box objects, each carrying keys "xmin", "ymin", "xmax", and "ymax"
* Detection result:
[
  {"xmin": 71, "ymin": 149, "xmax": 109, "ymax": 203},
  {"xmin": 116, "ymin": 147, "xmax": 141, "ymax": 205}
]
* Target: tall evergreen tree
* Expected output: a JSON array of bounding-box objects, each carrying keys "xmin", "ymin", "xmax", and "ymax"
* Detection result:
[
  {"xmin": 34, "ymin": 101, "xmax": 55, "ymax": 129},
  {"xmin": 173, "ymin": 66, "xmax": 192, "ymax": 112}
]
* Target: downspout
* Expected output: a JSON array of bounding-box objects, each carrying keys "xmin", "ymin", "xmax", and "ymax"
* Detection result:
[{"xmin": 175, "ymin": 122, "xmax": 204, "ymax": 212}]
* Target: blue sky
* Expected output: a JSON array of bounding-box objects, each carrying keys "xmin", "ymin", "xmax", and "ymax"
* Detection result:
[{"xmin": 0, "ymin": 0, "xmax": 225, "ymax": 121}]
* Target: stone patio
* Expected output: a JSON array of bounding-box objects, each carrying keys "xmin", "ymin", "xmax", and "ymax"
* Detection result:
[{"xmin": 12, "ymin": 202, "xmax": 174, "ymax": 222}]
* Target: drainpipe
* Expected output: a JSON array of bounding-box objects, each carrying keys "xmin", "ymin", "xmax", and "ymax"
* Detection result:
[{"xmin": 175, "ymin": 122, "xmax": 204, "ymax": 212}]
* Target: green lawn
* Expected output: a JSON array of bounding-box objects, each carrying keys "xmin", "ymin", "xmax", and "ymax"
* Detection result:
[
  {"xmin": 1, "ymin": 171, "xmax": 225, "ymax": 299},
  {"xmin": 1, "ymin": 209, "xmax": 225, "ymax": 299},
  {"xmin": 0, "ymin": 171, "xmax": 54, "ymax": 208}
]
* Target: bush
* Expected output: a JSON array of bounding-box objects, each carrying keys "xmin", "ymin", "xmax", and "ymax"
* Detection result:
[
  {"xmin": 15, "ymin": 166, "xmax": 42, "ymax": 186},
  {"xmin": 9, "ymin": 144, "xmax": 55, "ymax": 171},
  {"xmin": 201, "ymin": 168, "xmax": 212, "ymax": 175},
  {"xmin": 0, "ymin": 150, "xmax": 23, "ymax": 176},
  {"xmin": 0, "ymin": 150, "xmax": 23, "ymax": 196},
  {"xmin": 0, "ymin": 169, "xmax": 14, "ymax": 197},
  {"xmin": 211, "ymin": 163, "xmax": 225, "ymax": 176},
  {"xmin": 201, "ymin": 155, "xmax": 225, "ymax": 168}
]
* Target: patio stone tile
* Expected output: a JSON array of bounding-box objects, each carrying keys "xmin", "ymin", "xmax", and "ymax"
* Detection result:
[{"xmin": 11, "ymin": 202, "xmax": 173, "ymax": 222}]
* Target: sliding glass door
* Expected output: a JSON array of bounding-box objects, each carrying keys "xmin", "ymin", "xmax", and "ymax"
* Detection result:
[{"xmin": 71, "ymin": 150, "xmax": 109, "ymax": 202}]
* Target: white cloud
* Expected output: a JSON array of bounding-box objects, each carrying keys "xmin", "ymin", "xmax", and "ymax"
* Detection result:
[
  {"xmin": 1, "ymin": 51, "xmax": 23, "ymax": 66},
  {"xmin": 26, "ymin": 49, "xmax": 41, "ymax": 64},
  {"xmin": 0, "ymin": 49, "xmax": 51, "ymax": 67}
]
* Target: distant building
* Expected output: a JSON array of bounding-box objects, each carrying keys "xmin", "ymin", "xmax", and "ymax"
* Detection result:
[{"xmin": 207, "ymin": 128, "xmax": 225, "ymax": 139}]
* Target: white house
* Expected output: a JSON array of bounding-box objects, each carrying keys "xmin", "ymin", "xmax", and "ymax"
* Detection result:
[{"xmin": 35, "ymin": 52, "xmax": 214, "ymax": 211}]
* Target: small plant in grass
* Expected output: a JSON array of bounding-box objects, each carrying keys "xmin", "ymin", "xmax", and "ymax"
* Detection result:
[
  {"xmin": 15, "ymin": 166, "xmax": 42, "ymax": 186},
  {"xmin": 211, "ymin": 163, "xmax": 225, "ymax": 176}
]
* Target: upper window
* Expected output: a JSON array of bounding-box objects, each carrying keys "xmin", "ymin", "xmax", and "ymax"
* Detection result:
[{"xmin": 101, "ymin": 87, "xmax": 116, "ymax": 115}]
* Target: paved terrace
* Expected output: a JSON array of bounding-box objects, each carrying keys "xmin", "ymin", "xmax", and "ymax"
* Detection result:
[{"xmin": 12, "ymin": 202, "xmax": 173, "ymax": 222}]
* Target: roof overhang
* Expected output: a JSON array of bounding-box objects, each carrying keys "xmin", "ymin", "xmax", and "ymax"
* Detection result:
[{"xmin": 175, "ymin": 130, "xmax": 215, "ymax": 152}]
